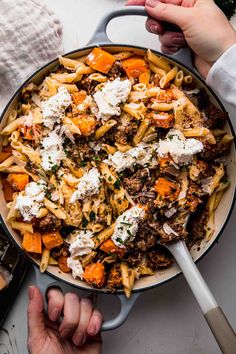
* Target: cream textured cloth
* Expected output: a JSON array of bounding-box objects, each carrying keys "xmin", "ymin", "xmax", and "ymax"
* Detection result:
[{"xmin": 0, "ymin": 0, "xmax": 63, "ymax": 112}]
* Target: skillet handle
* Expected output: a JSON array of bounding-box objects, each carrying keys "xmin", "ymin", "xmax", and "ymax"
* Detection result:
[
  {"xmin": 34, "ymin": 267, "xmax": 139, "ymax": 331},
  {"xmin": 87, "ymin": 6, "xmax": 193, "ymax": 70},
  {"xmin": 101, "ymin": 292, "xmax": 140, "ymax": 331},
  {"xmin": 168, "ymin": 241, "xmax": 236, "ymax": 354}
]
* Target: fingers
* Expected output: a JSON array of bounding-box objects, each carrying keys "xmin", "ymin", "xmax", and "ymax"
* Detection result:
[
  {"xmin": 72, "ymin": 298, "xmax": 93, "ymax": 346},
  {"xmin": 161, "ymin": 43, "xmax": 180, "ymax": 54},
  {"xmin": 126, "ymin": 0, "xmax": 145, "ymax": 5},
  {"xmin": 27, "ymin": 286, "xmax": 46, "ymax": 340},
  {"xmin": 47, "ymin": 287, "xmax": 64, "ymax": 322},
  {"xmin": 145, "ymin": 1, "xmax": 189, "ymax": 28},
  {"xmin": 145, "ymin": 18, "xmax": 164, "ymax": 35},
  {"xmin": 59, "ymin": 292, "xmax": 80, "ymax": 339},
  {"xmin": 87, "ymin": 309, "xmax": 103, "ymax": 337},
  {"xmin": 159, "ymin": 31, "xmax": 186, "ymax": 47}
]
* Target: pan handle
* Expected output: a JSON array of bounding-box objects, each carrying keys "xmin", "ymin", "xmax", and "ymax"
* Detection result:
[
  {"xmin": 34, "ymin": 267, "xmax": 139, "ymax": 331},
  {"xmin": 88, "ymin": 6, "xmax": 193, "ymax": 70},
  {"xmin": 168, "ymin": 241, "xmax": 236, "ymax": 354}
]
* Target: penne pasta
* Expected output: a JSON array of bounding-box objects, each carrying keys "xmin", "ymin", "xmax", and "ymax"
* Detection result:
[
  {"xmin": 160, "ymin": 65, "xmax": 178, "ymax": 89},
  {"xmin": 174, "ymin": 70, "xmax": 184, "ymax": 87},
  {"xmin": 114, "ymin": 51, "xmax": 134, "ymax": 60},
  {"xmin": 133, "ymin": 119, "xmax": 150, "ymax": 145},
  {"xmin": 95, "ymin": 119, "xmax": 117, "ymax": 140},
  {"xmin": 40, "ymin": 248, "xmax": 50, "ymax": 273},
  {"xmin": 147, "ymin": 49, "xmax": 171, "ymax": 72}
]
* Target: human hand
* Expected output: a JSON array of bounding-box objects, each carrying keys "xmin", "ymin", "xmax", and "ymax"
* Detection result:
[
  {"xmin": 27, "ymin": 286, "xmax": 103, "ymax": 354},
  {"xmin": 126, "ymin": 0, "xmax": 236, "ymax": 77}
]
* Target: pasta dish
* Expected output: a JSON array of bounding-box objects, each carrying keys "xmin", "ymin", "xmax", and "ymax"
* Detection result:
[{"xmin": 0, "ymin": 48, "xmax": 233, "ymax": 297}]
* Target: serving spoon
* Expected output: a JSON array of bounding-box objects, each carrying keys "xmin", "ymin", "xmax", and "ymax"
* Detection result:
[{"xmin": 158, "ymin": 217, "xmax": 236, "ymax": 354}]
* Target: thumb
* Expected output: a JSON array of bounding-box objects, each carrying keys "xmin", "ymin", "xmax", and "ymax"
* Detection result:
[
  {"xmin": 27, "ymin": 286, "xmax": 46, "ymax": 340},
  {"xmin": 145, "ymin": 1, "xmax": 189, "ymax": 29},
  {"xmin": 126, "ymin": 0, "xmax": 146, "ymax": 5}
]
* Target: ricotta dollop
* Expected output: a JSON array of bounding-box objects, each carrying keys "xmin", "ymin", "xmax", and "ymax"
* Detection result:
[
  {"xmin": 67, "ymin": 230, "xmax": 94, "ymax": 257},
  {"xmin": 105, "ymin": 143, "xmax": 158, "ymax": 172},
  {"xmin": 158, "ymin": 129, "xmax": 203, "ymax": 165},
  {"xmin": 14, "ymin": 180, "xmax": 46, "ymax": 221},
  {"xmin": 42, "ymin": 86, "xmax": 72, "ymax": 129},
  {"xmin": 67, "ymin": 257, "xmax": 84, "ymax": 279},
  {"xmin": 112, "ymin": 206, "xmax": 145, "ymax": 248},
  {"xmin": 70, "ymin": 167, "xmax": 101, "ymax": 202},
  {"xmin": 93, "ymin": 78, "xmax": 131, "ymax": 121},
  {"xmin": 40, "ymin": 130, "xmax": 66, "ymax": 171}
]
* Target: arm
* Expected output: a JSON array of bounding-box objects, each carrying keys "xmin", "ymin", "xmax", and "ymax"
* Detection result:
[{"xmin": 206, "ymin": 44, "xmax": 236, "ymax": 107}]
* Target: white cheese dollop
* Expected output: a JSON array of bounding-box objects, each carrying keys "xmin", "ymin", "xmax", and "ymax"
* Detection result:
[
  {"xmin": 158, "ymin": 129, "xmax": 203, "ymax": 165},
  {"xmin": 15, "ymin": 180, "xmax": 46, "ymax": 221},
  {"xmin": 70, "ymin": 167, "xmax": 101, "ymax": 202},
  {"xmin": 67, "ymin": 230, "xmax": 94, "ymax": 257},
  {"xmin": 105, "ymin": 143, "xmax": 158, "ymax": 172},
  {"xmin": 93, "ymin": 78, "xmax": 131, "ymax": 121},
  {"xmin": 40, "ymin": 130, "xmax": 66, "ymax": 171},
  {"xmin": 67, "ymin": 257, "xmax": 84, "ymax": 279},
  {"xmin": 112, "ymin": 206, "xmax": 145, "ymax": 248},
  {"xmin": 42, "ymin": 86, "xmax": 72, "ymax": 129}
]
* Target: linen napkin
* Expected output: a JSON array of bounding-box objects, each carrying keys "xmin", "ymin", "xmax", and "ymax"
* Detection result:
[{"xmin": 0, "ymin": 0, "xmax": 63, "ymax": 112}]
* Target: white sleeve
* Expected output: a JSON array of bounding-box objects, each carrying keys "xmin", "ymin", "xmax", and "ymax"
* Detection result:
[{"xmin": 206, "ymin": 44, "xmax": 236, "ymax": 108}]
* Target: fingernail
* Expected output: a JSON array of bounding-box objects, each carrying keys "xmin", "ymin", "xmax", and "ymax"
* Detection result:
[
  {"xmin": 50, "ymin": 308, "xmax": 60, "ymax": 322},
  {"xmin": 150, "ymin": 24, "xmax": 158, "ymax": 34},
  {"xmin": 28, "ymin": 286, "xmax": 34, "ymax": 300},
  {"xmin": 146, "ymin": 0, "xmax": 158, "ymax": 8},
  {"xmin": 73, "ymin": 332, "xmax": 83, "ymax": 346},
  {"xmin": 173, "ymin": 37, "xmax": 185, "ymax": 45},
  {"xmin": 88, "ymin": 324, "xmax": 97, "ymax": 336},
  {"xmin": 60, "ymin": 329, "xmax": 70, "ymax": 339}
]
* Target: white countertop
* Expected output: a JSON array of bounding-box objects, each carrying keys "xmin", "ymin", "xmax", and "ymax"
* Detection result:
[{"xmin": 0, "ymin": 1, "xmax": 236, "ymax": 353}]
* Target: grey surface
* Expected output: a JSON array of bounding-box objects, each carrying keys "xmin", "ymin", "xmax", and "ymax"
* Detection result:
[{"xmin": 0, "ymin": 1, "xmax": 236, "ymax": 353}]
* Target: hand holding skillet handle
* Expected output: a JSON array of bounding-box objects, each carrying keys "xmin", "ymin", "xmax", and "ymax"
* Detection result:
[{"xmin": 1, "ymin": 5, "xmax": 236, "ymax": 354}]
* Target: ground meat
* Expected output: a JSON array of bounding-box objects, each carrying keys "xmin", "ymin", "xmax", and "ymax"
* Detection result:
[
  {"xmin": 114, "ymin": 119, "xmax": 138, "ymax": 145},
  {"xmin": 188, "ymin": 205, "xmax": 208, "ymax": 241},
  {"xmin": 204, "ymin": 104, "xmax": 228, "ymax": 129},
  {"xmin": 188, "ymin": 180, "xmax": 206, "ymax": 198},
  {"xmin": 51, "ymin": 245, "xmax": 69, "ymax": 260},
  {"xmin": 71, "ymin": 141, "xmax": 94, "ymax": 161},
  {"xmin": 36, "ymin": 212, "xmax": 61, "ymax": 233},
  {"xmin": 124, "ymin": 250, "xmax": 144, "ymax": 268},
  {"xmin": 78, "ymin": 77, "xmax": 98, "ymax": 95},
  {"xmin": 147, "ymin": 245, "xmax": 172, "ymax": 270},
  {"xmin": 107, "ymin": 264, "xmax": 122, "ymax": 291},
  {"xmin": 157, "ymin": 220, "xmax": 188, "ymax": 243},
  {"xmin": 200, "ymin": 140, "xmax": 231, "ymax": 161},
  {"xmin": 127, "ymin": 219, "xmax": 159, "ymax": 251},
  {"xmin": 123, "ymin": 169, "xmax": 149, "ymax": 195},
  {"xmin": 186, "ymin": 93, "xmax": 199, "ymax": 108},
  {"xmin": 108, "ymin": 62, "xmax": 126, "ymax": 78}
]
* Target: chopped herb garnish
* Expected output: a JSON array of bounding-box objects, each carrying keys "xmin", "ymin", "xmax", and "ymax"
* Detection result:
[
  {"xmin": 108, "ymin": 176, "xmax": 113, "ymax": 182},
  {"xmin": 113, "ymin": 179, "xmax": 121, "ymax": 190},
  {"xmin": 89, "ymin": 211, "xmax": 96, "ymax": 221},
  {"xmin": 46, "ymin": 191, "xmax": 52, "ymax": 199},
  {"xmin": 117, "ymin": 237, "xmax": 123, "ymax": 244},
  {"xmin": 168, "ymin": 135, "xmax": 174, "ymax": 141},
  {"xmin": 120, "ymin": 222, "xmax": 132, "ymax": 226},
  {"xmin": 221, "ymin": 176, "xmax": 228, "ymax": 184},
  {"xmin": 51, "ymin": 164, "xmax": 59, "ymax": 172},
  {"xmin": 80, "ymin": 160, "xmax": 87, "ymax": 167},
  {"xmin": 82, "ymin": 216, "xmax": 88, "ymax": 228}
]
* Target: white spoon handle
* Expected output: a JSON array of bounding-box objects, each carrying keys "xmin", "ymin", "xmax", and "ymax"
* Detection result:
[{"xmin": 167, "ymin": 240, "xmax": 236, "ymax": 354}]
